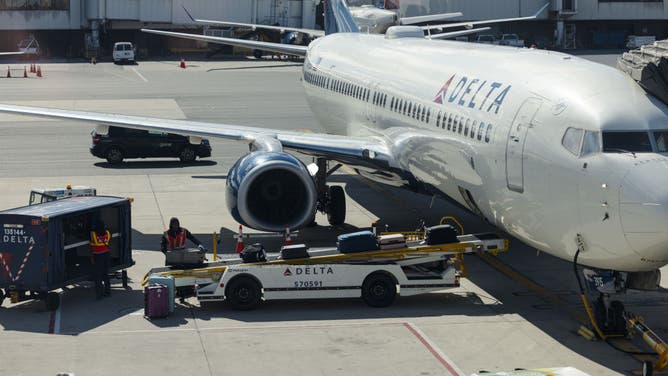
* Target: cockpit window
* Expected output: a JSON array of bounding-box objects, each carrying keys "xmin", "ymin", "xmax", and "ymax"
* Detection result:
[
  {"xmin": 581, "ymin": 131, "xmax": 601, "ymax": 156},
  {"xmin": 653, "ymin": 131, "xmax": 668, "ymax": 152},
  {"xmin": 602, "ymin": 131, "xmax": 652, "ymax": 153},
  {"xmin": 562, "ymin": 127, "xmax": 583, "ymax": 156}
]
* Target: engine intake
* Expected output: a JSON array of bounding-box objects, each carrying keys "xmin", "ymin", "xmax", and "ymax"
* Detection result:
[{"xmin": 226, "ymin": 151, "xmax": 316, "ymax": 232}]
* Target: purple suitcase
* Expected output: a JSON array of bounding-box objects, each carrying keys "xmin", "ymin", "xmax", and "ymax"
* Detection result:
[{"xmin": 144, "ymin": 284, "xmax": 170, "ymax": 319}]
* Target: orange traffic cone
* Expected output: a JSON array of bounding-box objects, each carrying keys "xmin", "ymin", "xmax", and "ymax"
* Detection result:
[
  {"xmin": 235, "ymin": 225, "xmax": 245, "ymax": 253},
  {"xmin": 179, "ymin": 59, "xmax": 186, "ymax": 69},
  {"xmin": 30, "ymin": 63, "xmax": 35, "ymax": 73},
  {"xmin": 23, "ymin": 66, "xmax": 27, "ymax": 78},
  {"xmin": 6, "ymin": 66, "xmax": 10, "ymax": 78},
  {"xmin": 36, "ymin": 66, "xmax": 42, "ymax": 77},
  {"xmin": 284, "ymin": 225, "xmax": 292, "ymax": 246}
]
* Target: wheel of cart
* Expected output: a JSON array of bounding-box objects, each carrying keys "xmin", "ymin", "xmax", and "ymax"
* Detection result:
[
  {"xmin": 225, "ymin": 275, "xmax": 263, "ymax": 310},
  {"xmin": 361, "ymin": 272, "xmax": 397, "ymax": 307}
]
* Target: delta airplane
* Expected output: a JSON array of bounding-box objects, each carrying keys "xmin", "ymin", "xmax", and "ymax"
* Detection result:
[{"xmin": 1, "ymin": 0, "xmax": 666, "ymax": 292}]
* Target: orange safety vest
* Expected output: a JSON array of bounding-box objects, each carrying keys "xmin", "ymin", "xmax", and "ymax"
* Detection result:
[
  {"xmin": 90, "ymin": 230, "xmax": 111, "ymax": 254},
  {"xmin": 164, "ymin": 229, "xmax": 187, "ymax": 250}
]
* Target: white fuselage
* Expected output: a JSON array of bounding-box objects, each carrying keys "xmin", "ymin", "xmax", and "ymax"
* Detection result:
[{"xmin": 301, "ymin": 33, "xmax": 668, "ymax": 272}]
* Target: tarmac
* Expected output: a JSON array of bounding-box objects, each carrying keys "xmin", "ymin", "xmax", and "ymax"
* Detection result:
[{"xmin": 0, "ymin": 55, "xmax": 666, "ymax": 376}]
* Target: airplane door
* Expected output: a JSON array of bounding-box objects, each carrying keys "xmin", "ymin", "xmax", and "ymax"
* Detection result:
[
  {"xmin": 505, "ymin": 98, "xmax": 542, "ymax": 193},
  {"xmin": 366, "ymin": 83, "xmax": 378, "ymax": 123}
]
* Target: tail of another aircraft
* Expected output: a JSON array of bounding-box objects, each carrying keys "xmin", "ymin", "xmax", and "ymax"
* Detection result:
[{"xmin": 325, "ymin": 0, "xmax": 360, "ymax": 35}]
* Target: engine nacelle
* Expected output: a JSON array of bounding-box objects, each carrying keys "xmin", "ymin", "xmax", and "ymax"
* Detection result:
[{"xmin": 226, "ymin": 151, "xmax": 317, "ymax": 232}]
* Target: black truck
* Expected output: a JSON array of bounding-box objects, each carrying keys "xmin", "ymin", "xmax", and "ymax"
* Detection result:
[{"xmin": 0, "ymin": 196, "xmax": 134, "ymax": 310}]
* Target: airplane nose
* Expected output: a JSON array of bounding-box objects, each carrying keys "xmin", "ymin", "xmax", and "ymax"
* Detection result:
[{"xmin": 619, "ymin": 159, "xmax": 668, "ymax": 264}]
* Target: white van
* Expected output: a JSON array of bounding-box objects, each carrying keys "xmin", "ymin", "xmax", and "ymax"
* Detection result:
[{"xmin": 112, "ymin": 42, "xmax": 135, "ymax": 64}]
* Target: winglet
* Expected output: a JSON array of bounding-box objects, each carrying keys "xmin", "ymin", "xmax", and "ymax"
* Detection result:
[
  {"xmin": 181, "ymin": 4, "xmax": 196, "ymax": 22},
  {"xmin": 533, "ymin": 2, "xmax": 550, "ymax": 18}
]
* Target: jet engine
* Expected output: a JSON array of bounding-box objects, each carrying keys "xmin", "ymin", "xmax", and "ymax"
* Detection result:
[{"xmin": 226, "ymin": 151, "xmax": 317, "ymax": 232}]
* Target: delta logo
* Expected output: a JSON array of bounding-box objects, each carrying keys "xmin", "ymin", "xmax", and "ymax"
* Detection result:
[
  {"xmin": 283, "ymin": 268, "xmax": 292, "ymax": 276},
  {"xmin": 433, "ymin": 74, "xmax": 512, "ymax": 115}
]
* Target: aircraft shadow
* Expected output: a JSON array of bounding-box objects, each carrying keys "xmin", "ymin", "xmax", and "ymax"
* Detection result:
[
  {"xmin": 206, "ymin": 63, "xmax": 302, "ymax": 72},
  {"xmin": 94, "ymin": 160, "xmax": 217, "ymax": 169}
]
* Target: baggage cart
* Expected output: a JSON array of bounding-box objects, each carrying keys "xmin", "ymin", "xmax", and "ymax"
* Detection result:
[{"xmin": 0, "ymin": 196, "xmax": 134, "ymax": 310}]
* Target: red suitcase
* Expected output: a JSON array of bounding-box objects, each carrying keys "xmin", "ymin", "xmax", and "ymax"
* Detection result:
[{"xmin": 144, "ymin": 284, "xmax": 170, "ymax": 319}]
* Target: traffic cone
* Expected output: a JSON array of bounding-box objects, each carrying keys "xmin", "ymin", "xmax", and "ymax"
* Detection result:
[
  {"xmin": 6, "ymin": 66, "xmax": 10, "ymax": 78},
  {"xmin": 36, "ymin": 66, "xmax": 42, "ymax": 77},
  {"xmin": 179, "ymin": 58, "xmax": 186, "ymax": 69},
  {"xmin": 30, "ymin": 63, "xmax": 35, "ymax": 73},
  {"xmin": 284, "ymin": 225, "xmax": 292, "ymax": 246},
  {"xmin": 23, "ymin": 66, "xmax": 27, "ymax": 78},
  {"xmin": 235, "ymin": 225, "xmax": 245, "ymax": 253}
]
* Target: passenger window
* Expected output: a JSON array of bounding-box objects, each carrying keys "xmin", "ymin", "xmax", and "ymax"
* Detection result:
[
  {"xmin": 477, "ymin": 122, "xmax": 484, "ymax": 141},
  {"xmin": 485, "ymin": 124, "xmax": 493, "ymax": 143},
  {"xmin": 421, "ymin": 106, "xmax": 426, "ymax": 122},
  {"xmin": 437, "ymin": 111, "xmax": 442, "ymax": 127},
  {"xmin": 383, "ymin": 95, "xmax": 387, "ymax": 107},
  {"xmin": 457, "ymin": 117, "xmax": 463, "ymax": 134},
  {"xmin": 654, "ymin": 131, "xmax": 668, "ymax": 152},
  {"xmin": 470, "ymin": 120, "xmax": 477, "ymax": 139},
  {"xmin": 464, "ymin": 119, "xmax": 470, "ymax": 137},
  {"xmin": 407, "ymin": 102, "xmax": 412, "ymax": 116},
  {"xmin": 581, "ymin": 131, "xmax": 601, "ymax": 156},
  {"xmin": 390, "ymin": 97, "xmax": 395, "ymax": 110},
  {"xmin": 447, "ymin": 114, "xmax": 452, "ymax": 131},
  {"xmin": 562, "ymin": 127, "xmax": 584, "ymax": 156},
  {"xmin": 426, "ymin": 108, "xmax": 430, "ymax": 123}
]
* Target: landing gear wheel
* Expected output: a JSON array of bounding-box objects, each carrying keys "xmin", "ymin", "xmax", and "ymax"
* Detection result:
[
  {"xmin": 105, "ymin": 147, "xmax": 124, "ymax": 164},
  {"xmin": 362, "ymin": 273, "xmax": 396, "ymax": 307},
  {"xmin": 326, "ymin": 185, "xmax": 346, "ymax": 226},
  {"xmin": 121, "ymin": 270, "xmax": 129, "ymax": 288},
  {"xmin": 45, "ymin": 292, "xmax": 60, "ymax": 311},
  {"xmin": 253, "ymin": 49, "xmax": 263, "ymax": 59},
  {"xmin": 179, "ymin": 147, "xmax": 196, "ymax": 162},
  {"xmin": 642, "ymin": 361, "xmax": 653, "ymax": 376},
  {"xmin": 226, "ymin": 277, "xmax": 262, "ymax": 310}
]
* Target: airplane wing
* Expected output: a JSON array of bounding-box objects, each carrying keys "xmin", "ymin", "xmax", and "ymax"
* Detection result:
[
  {"xmin": 0, "ymin": 51, "xmax": 25, "ymax": 56},
  {"xmin": 180, "ymin": 5, "xmax": 325, "ymax": 38},
  {"xmin": 0, "ymin": 104, "xmax": 396, "ymax": 170},
  {"xmin": 422, "ymin": 3, "xmax": 549, "ymax": 31},
  {"xmin": 141, "ymin": 29, "xmax": 308, "ymax": 57},
  {"xmin": 429, "ymin": 27, "xmax": 491, "ymax": 40},
  {"xmin": 399, "ymin": 12, "xmax": 462, "ymax": 25},
  {"xmin": 190, "ymin": 20, "xmax": 325, "ymax": 37}
]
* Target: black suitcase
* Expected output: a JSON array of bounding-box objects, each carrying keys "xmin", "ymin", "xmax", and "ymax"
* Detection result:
[
  {"xmin": 424, "ymin": 225, "xmax": 458, "ymax": 245},
  {"xmin": 337, "ymin": 231, "xmax": 379, "ymax": 253},
  {"xmin": 240, "ymin": 243, "xmax": 267, "ymax": 263},
  {"xmin": 165, "ymin": 247, "xmax": 205, "ymax": 266},
  {"xmin": 279, "ymin": 244, "xmax": 310, "ymax": 260}
]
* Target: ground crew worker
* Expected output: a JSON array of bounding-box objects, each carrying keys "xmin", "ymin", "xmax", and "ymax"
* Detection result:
[
  {"xmin": 90, "ymin": 220, "xmax": 111, "ymax": 299},
  {"xmin": 161, "ymin": 217, "xmax": 203, "ymax": 253}
]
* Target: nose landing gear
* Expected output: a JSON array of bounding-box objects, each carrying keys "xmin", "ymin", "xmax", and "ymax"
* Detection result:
[{"xmin": 573, "ymin": 250, "xmax": 667, "ymax": 376}]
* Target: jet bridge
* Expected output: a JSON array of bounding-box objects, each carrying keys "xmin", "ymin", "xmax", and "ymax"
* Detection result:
[{"xmin": 618, "ymin": 39, "xmax": 668, "ymax": 105}]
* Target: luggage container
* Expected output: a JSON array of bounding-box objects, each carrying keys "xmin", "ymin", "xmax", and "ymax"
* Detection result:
[{"xmin": 0, "ymin": 196, "xmax": 134, "ymax": 310}]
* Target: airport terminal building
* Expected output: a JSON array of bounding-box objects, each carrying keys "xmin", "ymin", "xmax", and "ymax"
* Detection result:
[{"xmin": 0, "ymin": 0, "xmax": 666, "ymax": 56}]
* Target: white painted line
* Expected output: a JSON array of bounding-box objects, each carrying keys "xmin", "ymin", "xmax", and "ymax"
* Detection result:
[
  {"xmin": 131, "ymin": 67, "xmax": 148, "ymax": 82},
  {"xmin": 404, "ymin": 322, "xmax": 464, "ymax": 376}
]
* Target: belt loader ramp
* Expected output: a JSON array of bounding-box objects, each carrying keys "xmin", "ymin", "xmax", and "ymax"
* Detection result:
[{"xmin": 143, "ymin": 231, "xmax": 508, "ymax": 310}]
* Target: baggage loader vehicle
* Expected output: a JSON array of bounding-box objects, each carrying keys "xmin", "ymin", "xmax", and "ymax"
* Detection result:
[{"xmin": 143, "ymin": 226, "xmax": 508, "ymax": 310}]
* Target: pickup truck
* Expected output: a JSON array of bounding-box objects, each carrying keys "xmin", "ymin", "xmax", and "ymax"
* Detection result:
[
  {"xmin": 499, "ymin": 34, "xmax": 525, "ymax": 47},
  {"xmin": 475, "ymin": 34, "xmax": 498, "ymax": 44}
]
